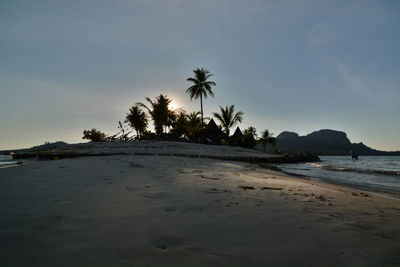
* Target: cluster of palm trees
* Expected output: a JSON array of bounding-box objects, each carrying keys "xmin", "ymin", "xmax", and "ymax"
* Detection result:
[{"xmin": 85, "ymin": 67, "xmax": 276, "ymax": 151}]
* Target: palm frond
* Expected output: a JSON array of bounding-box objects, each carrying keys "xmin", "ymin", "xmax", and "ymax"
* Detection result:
[
  {"xmin": 136, "ymin": 102, "xmax": 151, "ymax": 113},
  {"xmin": 212, "ymin": 112, "xmax": 224, "ymax": 124},
  {"xmin": 186, "ymin": 77, "xmax": 199, "ymax": 83}
]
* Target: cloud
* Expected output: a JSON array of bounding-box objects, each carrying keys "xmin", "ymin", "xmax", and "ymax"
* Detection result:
[
  {"xmin": 334, "ymin": 62, "xmax": 361, "ymax": 89},
  {"xmin": 331, "ymin": 60, "xmax": 399, "ymax": 102}
]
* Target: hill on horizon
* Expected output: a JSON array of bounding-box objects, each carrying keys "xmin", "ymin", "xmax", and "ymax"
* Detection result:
[{"xmin": 272, "ymin": 129, "xmax": 400, "ymax": 156}]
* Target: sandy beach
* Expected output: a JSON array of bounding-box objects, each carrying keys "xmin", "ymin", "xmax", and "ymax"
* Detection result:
[{"xmin": 1, "ymin": 145, "xmax": 400, "ymax": 266}]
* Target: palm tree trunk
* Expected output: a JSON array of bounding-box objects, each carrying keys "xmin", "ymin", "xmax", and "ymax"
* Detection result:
[
  {"xmin": 200, "ymin": 95, "xmax": 205, "ymax": 143},
  {"xmin": 200, "ymin": 94, "xmax": 204, "ymax": 127}
]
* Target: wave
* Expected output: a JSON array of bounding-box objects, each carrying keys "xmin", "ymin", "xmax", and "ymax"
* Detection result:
[
  {"xmin": 321, "ymin": 165, "xmax": 400, "ymax": 177},
  {"xmin": 307, "ymin": 163, "xmax": 324, "ymax": 167},
  {"xmin": 0, "ymin": 162, "xmax": 19, "ymax": 169},
  {"xmin": 0, "ymin": 161, "xmax": 17, "ymax": 165}
]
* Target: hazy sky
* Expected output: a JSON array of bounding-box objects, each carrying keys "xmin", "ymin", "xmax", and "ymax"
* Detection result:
[{"xmin": 1, "ymin": 0, "xmax": 399, "ymax": 150}]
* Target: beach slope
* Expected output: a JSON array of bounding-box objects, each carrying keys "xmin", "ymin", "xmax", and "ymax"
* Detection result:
[{"xmin": 1, "ymin": 150, "xmax": 399, "ymax": 266}]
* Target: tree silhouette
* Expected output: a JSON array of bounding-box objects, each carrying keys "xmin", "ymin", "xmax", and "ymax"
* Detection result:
[
  {"xmin": 186, "ymin": 68, "xmax": 216, "ymax": 127},
  {"xmin": 259, "ymin": 129, "xmax": 276, "ymax": 152},
  {"xmin": 213, "ymin": 105, "xmax": 243, "ymax": 136},
  {"xmin": 241, "ymin": 126, "xmax": 257, "ymax": 148},
  {"xmin": 82, "ymin": 129, "xmax": 105, "ymax": 142},
  {"xmin": 170, "ymin": 109, "xmax": 188, "ymax": 138},
  {"xmin": 137, "ymin": 94, "xmax": 175, "ymax": 135},
  {"xmin": 186, "ymin": 111, "xmax": 202, "ymax": 142},
  {"xmin": 125, "ymin": 105, "xmax": 148, "ymax": 138},
  {"xmin": 244, "ymin": 126, "xmax": 257, "ymax": 138}
]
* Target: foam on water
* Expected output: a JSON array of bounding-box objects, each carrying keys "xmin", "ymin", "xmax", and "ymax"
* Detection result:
[
  {"xmin": 278, "ymin": 156, "xmax": 400, "ymax": 194},
  {"xmin": 0, "ymin": 154, "xmax": 18, "ymax": 168}
]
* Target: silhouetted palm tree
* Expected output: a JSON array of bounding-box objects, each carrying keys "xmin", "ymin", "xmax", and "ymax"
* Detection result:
[
  {"xmin": 244, "ymin": 126, "xmax": 257, "ymax": 138},
  {"xmin": 186, "ymin": 68, "xmax": 216, "ymax": 127},
  {"xmin": 166, "ymin": 109, "xmax": 178, "ymax": 133},
  {"xmin": 259, "ymin": 129, "xmax": 276, "ymax": 152},
  {"xmin": 125, "ymin": 105, "xmax": 148, "ymax": 138},
  {"xmin": 137, "ymin": 94, "xmax": 174, "ymax": 135},
  {"xmin": 82, "ymin": 129, "xmax": 105, "ymax": 142},
  {"xmin": 213, "ymin": 105, "xmax": 243, "ymax": 136},
  {"xmin": 170, "ymin": 109, "xmax": 188, "ymax": 138},
  {"xmin": 186, "ymin": 111, "xmax": 202, "ymax": 142}
]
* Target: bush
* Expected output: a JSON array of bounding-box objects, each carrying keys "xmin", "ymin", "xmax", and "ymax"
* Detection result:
[{"xmin": 82, "ymin": 129, "xmax": 105, "ymax": 142}]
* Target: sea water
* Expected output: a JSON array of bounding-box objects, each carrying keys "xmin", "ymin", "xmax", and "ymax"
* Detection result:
[
  {"xmin": 278, "ymin": 156, "xmax": 400, "ymax": 194},
  {"xmin": 0, "ymin": 154, "xmax": 18, "ymax": 168}
]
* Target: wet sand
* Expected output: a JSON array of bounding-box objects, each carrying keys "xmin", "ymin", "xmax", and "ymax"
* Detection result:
[{"xmin": 1, "ymin": 155, "xmax": 399, "ymax": 266}]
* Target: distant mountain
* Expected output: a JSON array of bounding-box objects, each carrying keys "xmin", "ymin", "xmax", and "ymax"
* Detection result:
[{"xmin": 275, "ymin": 129, "xmax": 400, "ymax": 156}]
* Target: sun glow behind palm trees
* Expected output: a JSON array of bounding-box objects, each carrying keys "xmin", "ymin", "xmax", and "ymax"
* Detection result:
[{"xmin": 168, "ymin": 101, "xmax": 178, "ymax": 111}]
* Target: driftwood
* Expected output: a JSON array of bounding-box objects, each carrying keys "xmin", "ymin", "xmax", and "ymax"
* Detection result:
[{"xmin": 104, "ymin": 130, "xmax": 135, "ymax": 142}]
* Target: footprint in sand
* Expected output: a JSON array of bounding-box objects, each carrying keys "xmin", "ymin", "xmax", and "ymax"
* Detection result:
[
  {"xmin": 315, "ymin": 195, "xmax": 327, "ymax": 201},
  {"xmin": 238, "ymin": 185, "xmax": 255, "ymax": 190},
  {"xmin": 198, "ymin": 175, "xmax": 219, "ymax": 180},
  {"xmin": 153, "ymin": 237, "xmax": 181, "ymax": 250},
  {"xmin": 261, "ymin": 186, "xmax": 282, "ymax": 191}
]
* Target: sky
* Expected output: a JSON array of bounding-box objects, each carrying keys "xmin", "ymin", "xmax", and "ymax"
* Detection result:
[{"xmin": 0, "ymin": 0, "xmax": 399, "ymax": 151}]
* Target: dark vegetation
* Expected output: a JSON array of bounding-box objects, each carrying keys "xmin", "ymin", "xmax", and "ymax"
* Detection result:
[
  {"xmin": 82, "ymin": 129, "xmax": 105, "ymax": 142},
  {"xmin": 82, "ymin": 68, "xmax": 276, "ymax": 151}
]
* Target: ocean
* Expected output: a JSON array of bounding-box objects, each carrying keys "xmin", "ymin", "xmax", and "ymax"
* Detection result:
[
  {"xmin": 0, "ymin": 154, "xmax": 18, "ymax": 168},
  {"xmin": 277, "ymin": 156, "xmax": 400, "ymax": 194}
]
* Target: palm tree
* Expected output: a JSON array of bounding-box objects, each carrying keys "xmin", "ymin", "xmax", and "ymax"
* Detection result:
[
  {"xmin": 125, "ymin": 105, "xmax": 148, "ymax": 138},
  {"xmin": 170, "ymin": 109, "xmax": 188, "ymax": 138},
  {"xmin": 186, "ymin": 111, "xmax": 202, "ymax": 142},
  {"xmin": 244, "ymin": 126, "xmax": 257, "ymax": 138},
  {"xmin": 166, "ymin": 108, "xmax": 178, "ymax": 133},
  {"xmin": 240, "ymin": 126, "xmax": 257, "ymax": 148},
  {"xmin": 259, "ymin": 129, "xmax": 276, "ymax": 152},
  {"xmin": 213, "ymin": 105, "xmax": 243, "ymax": 136},
  {"xmin": 82, "ymin": 129, "xmax": 105, "ymax": 142},
  {"xmin": 137, "ymin": 94, "xmax": 174, "ymax": 135},
  {"xmin": 186, "ymin": 68, "xmax": 216, "ymax": 127}
]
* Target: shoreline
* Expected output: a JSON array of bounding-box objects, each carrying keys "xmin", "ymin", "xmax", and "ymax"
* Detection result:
[
  {"xmin": 4, "ymin": 148, "xmax": 400, "ymax": 199},
  {"xmin": 278, "ymin": 168, "xmax": 400, "ymax": 200}
]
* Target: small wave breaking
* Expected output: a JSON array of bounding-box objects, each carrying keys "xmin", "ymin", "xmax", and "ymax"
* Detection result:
[{"xmin": 321, "ymin": 165, "xmax": 400, "ymax": 177}]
